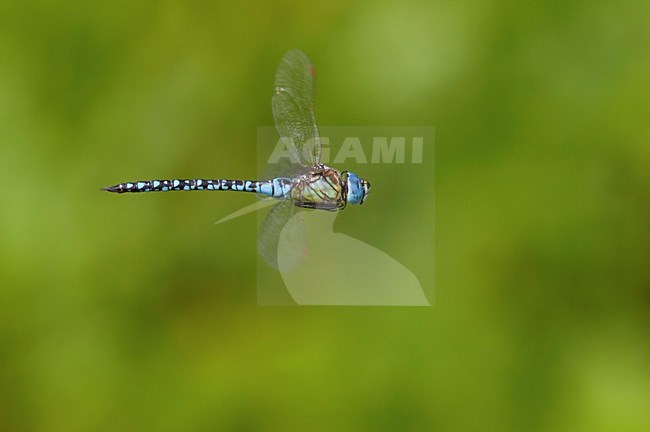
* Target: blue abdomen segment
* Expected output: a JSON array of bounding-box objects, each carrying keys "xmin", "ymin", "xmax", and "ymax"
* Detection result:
[
  {"xmin": 102, "ymin": 178, "xmax": 293, "ymax": 198},
  {"xmin": 258, "ymin": 178, "xmax": 292, "ymax": 198}
]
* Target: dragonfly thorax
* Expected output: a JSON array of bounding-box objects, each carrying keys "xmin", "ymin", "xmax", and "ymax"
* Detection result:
[{"xmin": 287, "ymin": 165, "xmax": 370, "ymax": 211}]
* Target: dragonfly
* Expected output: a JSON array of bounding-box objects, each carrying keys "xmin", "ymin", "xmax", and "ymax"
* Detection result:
[{"xmin": 102, "ymin": 50, "xmax": 371, "ymax": 265}]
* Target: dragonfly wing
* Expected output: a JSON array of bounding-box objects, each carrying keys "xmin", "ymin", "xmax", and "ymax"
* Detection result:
[
  {"xmin": 258, "ymin": 200, "xmax": 307, "ymax": 270},
  {"xmin": 272, "ymin": 50, "xmax": 322, "ymax": 167},
  {"xmin": 215, "ymin": 198, "xmax": 277, "ymax": 225}
]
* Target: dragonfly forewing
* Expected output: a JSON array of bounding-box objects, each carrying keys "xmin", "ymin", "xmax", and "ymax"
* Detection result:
[{"xmin": 272, "ymin": 49, "xmax": 322, "ymax": 167}]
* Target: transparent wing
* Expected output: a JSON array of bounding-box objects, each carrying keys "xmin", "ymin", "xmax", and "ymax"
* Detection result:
[
  {"xmin": 272, "ymin": 50, "xmax": 322, "ymax": 167},
  {"xmin": 260, "ymin": 156, "xmax": 306, "ymax": 184},
  {"xmin": 258, "ymin": 200, "xmax": 307, "ymax": 269}
]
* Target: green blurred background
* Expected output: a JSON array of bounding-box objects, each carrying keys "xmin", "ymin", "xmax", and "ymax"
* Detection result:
[{"xmin": 1, "ymin": 0, "xmax": 649, "ymax": 430}]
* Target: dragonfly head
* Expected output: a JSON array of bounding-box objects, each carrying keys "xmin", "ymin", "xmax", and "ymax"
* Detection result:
[{"xmin": 344, "ymin": 171, "xmax": 371, "ymax": 206}]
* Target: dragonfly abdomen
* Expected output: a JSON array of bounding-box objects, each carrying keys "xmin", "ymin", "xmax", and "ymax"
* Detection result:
[{"xmin": 102, "ymin": 177, "xmax": 293, "ymax": 198}]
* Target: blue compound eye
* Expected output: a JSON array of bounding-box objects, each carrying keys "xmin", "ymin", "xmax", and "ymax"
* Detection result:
[{"xmin": 346, "ymin": 172, "xmax": 369, "ymax": 205}]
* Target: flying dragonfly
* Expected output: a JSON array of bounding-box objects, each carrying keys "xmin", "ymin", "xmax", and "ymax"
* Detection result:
[{"xmin": 102, "ymin": 50, "xmax": 371, "ymax": 265}]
